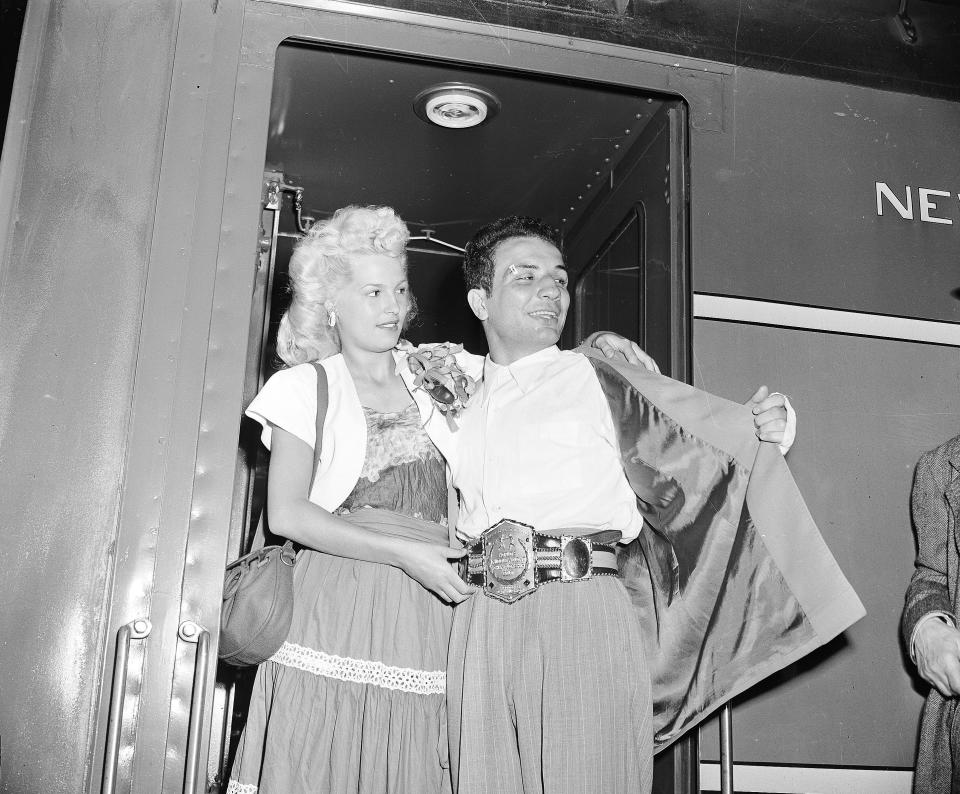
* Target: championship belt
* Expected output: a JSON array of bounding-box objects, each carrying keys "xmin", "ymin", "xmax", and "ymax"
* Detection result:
[
  {"xmin": 463, "ymin": 519, "xmax": 619, "ymax": 604},
  {"xmin": 477, "ymin": 520, "xmax": 537, "ymax": 603}
]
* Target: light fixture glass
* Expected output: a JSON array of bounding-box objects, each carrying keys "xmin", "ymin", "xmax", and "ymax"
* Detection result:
[{"xmin": 413, "ymin": 82, "xmax": 500, "ymax": 129}]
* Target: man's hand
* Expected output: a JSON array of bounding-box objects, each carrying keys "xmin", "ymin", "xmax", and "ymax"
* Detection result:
[
  {"xmin": 745, "ymin": 386, "xmax": 789, "ymax": 444},
  {"xmin": 915, "ymin": 618, "xmax": 960, "ymax": 697},
  {"xmin": 593, "ymin": 333, "xmax": 661, "ymax": 374}
]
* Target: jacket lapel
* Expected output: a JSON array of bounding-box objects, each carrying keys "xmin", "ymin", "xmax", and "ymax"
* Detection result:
[{"xmin": 946, "ymin": 454, "xmax": 960, "ymax": 520}]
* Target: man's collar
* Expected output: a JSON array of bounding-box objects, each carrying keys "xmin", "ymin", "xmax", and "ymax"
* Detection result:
[{"xmin": 484, "ymin": 345, "xmax": 561, "ymax": 395}]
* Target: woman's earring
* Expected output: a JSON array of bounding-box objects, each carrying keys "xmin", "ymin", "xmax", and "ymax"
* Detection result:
[{"xmin": 328, "ymin": 311, "xmax": 336, "ymax": 327}]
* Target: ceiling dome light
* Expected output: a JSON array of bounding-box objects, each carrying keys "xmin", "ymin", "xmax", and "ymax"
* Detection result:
[{"xmin": 414, "ymin": 83, "xmax": 500, "ymax": 129}]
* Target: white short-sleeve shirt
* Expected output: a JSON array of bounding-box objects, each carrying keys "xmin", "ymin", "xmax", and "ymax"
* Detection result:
[{"xmin": 448, "ymin": 346, "xmax": 645, "ymax": 544}]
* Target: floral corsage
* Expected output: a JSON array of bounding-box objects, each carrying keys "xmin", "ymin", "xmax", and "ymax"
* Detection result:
[{"xmin": 398, "ymin": 340, "xmax": 477, "ymax": 431}]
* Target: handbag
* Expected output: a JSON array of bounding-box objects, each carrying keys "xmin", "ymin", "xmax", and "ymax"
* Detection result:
[{"xmin": 218, "ymin": 362, "xmax": 328, "ymax": 667}]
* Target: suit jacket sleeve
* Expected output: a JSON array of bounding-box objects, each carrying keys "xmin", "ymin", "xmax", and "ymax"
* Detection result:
[{"xmin": 902, "ymin": 449, "xmax": 955, "ymax": 647}]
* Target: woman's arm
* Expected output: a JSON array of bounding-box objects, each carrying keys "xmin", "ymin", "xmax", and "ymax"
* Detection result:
[{"xmin": 267, "ymin": 426, "xmax": 473, "ymax": 603}]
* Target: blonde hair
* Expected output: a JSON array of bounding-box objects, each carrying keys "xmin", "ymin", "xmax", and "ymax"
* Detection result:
[{"xmin": 276, "ymin": 205, "xmax": 410, "ymax": 366}]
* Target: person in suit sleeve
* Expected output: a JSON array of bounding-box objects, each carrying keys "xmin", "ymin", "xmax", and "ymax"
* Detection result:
[{"xmin": 903, "ymin": 434, "xmax": 960, "ymax": 793}]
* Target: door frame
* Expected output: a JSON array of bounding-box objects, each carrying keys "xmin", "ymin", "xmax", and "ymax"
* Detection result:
[
  {"xmin": 568, "ymin": 96, "xmax": 690, "ymax": 383},
  {"xmin": 180, "ymin": 1, "xmax": 727, "ymax": 788}
]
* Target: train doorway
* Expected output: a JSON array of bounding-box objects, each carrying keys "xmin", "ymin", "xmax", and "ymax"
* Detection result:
[{"xmin": 215, "ymin": 40, "xmax": 691, "ymax": 793}]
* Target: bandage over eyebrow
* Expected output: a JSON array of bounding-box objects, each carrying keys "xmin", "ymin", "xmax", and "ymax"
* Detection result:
[{"xmin": 506, "ymin": 264, "xmax": 521, "ymax": 278}]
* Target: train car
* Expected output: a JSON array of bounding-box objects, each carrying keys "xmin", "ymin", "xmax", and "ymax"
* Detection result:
[{"xmin": 1, "ymin": 1, "xmax": 959, "ymax": 792}]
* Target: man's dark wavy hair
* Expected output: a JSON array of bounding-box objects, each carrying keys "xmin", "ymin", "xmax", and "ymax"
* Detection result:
[{"xmin": 463, "ymin": 216, "xmax": 562, "ymax": 293}]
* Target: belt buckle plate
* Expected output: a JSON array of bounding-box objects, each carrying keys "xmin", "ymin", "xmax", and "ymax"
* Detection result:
[{"xmin": 481, "ymin": 519, "xmax": 536, "ymax": 603}]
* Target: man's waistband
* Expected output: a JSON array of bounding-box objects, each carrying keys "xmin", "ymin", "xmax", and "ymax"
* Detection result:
[{"xmin": 462, "ymin": 519, "xmax": 619, "ymax": 604}]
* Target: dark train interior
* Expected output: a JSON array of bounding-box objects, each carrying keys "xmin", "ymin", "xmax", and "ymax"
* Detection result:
[
  {"xmin": 231, "ymin": 45, "xmax": 688, "ymax": 782},
  {"xmin": 259, "ymin": 43, "xmax": 681, "ymax": 372}
]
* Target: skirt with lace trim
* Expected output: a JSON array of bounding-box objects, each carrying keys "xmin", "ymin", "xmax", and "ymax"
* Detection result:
[{"xmin": 226, "ymin": 509, "xmax": 453, "ymax": 794}]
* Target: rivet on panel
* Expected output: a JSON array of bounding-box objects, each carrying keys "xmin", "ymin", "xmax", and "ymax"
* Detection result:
[{"xmin": 178, "ymin": 621, "xmax": 203, "ymax": 643}]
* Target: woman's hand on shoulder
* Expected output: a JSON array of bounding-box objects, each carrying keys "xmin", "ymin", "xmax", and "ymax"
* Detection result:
[{"xmin": 395, "ymin": 541, "xmax": 475, "ymax": 604}]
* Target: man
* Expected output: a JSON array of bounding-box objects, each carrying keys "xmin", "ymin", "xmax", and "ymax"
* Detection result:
[
  {"xmin": 441, "ymin": 216, "xmax": 863, "ymax": 794},
  {"xmin": 902, "ymin": 434, "xmax": 960, "ymax": 792}
]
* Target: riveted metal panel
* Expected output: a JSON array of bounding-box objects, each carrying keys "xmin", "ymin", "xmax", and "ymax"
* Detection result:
[
  {"xmin": 260, "ymin": 0, "xmax": 960, "ymax": 101},
  {"xmin": 85, "ymin": 1, "xmax": 248, "ymax": 791},
  {"xmin": 250, "ymin": 0, "xmax": 728, "ymax": 131},
  {"xmin": 691, "ymin": 69, "xmax": 960, "ymax": 324},
  {"xmin": 0, "ymin": 0, "xmax": 247, "ymax": 790},
  {"xmin": 0, "ymin": 1, "xmax": 180, "ymax": 791},
  {"xmin": 158, "ymin": 8, "xmax": 255, "ymax": 791},
  {"xmin": 189, "ymin": 13, "xmax": 288, "ymax": 786}
]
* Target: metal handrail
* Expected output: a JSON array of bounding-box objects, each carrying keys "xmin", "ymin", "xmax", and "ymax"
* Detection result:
[
  {"xmin": 720, "ymin": 703, "xmax": 734, "ymax": 794},
  {"xmin": 101, "ymin": 618, "xmax": 152, "ymax": 794},
  {"xmin": 180, "ymin": 621, "xmax": 211, "ymax": 794}
]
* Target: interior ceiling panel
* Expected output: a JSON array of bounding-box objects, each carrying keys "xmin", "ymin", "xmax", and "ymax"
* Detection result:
[{"xmin": 266, "ymin": 44, "xmax": 664, "ymax": 247}]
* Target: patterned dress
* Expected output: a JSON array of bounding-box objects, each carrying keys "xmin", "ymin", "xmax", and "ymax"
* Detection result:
[{"xmin": 228, "ymin": 403, "xmax": 453, "ymax": 794}]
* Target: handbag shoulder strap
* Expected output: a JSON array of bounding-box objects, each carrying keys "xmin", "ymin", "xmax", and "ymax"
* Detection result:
[
  {"xmin": 311, "ymin": 361, "xmax": 329, "ymax": 480},
  {"xmin": 278, "ymin": 362, "xmax": 328, "ymax": 556}
]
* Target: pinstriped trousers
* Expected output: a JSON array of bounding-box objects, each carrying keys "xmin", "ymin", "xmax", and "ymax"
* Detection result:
[{"xmin": 447, "ymin": 577, "xmax": 653, "ymax": 794}]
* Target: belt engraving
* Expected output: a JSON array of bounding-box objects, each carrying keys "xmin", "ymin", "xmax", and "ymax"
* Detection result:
[{"xmin": 482, "ymin": 520, "xmax": 536, "ymax": 603}]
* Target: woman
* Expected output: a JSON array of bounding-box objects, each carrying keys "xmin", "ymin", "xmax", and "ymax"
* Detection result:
[{"xmin": 227, "ymin": 205, "xmax": 644, "ymax": 794}]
